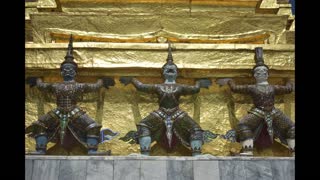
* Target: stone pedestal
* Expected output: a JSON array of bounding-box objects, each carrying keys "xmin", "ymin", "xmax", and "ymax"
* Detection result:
[{"xmin": 25, "ymin": 155, "xmax": 294, "ymax": 180}]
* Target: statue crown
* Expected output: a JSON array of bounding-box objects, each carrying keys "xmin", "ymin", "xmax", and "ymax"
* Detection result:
[
  {"xmin": 61, "ymin": 34, "xmax": 78, "ymax": 70},
  {"xmin": 162, "ymin": 42, "xmax": 177, "ymax": 69},
  {"xmin": 253, "ymin": 47, "xmax": 269, "ymax": 71}
]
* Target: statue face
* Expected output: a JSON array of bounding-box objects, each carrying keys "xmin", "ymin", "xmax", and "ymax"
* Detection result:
[
  {"xmin": 61, "ymin": 63, "xmax": 77, "ymax": 81},
  {"xmin": 253, "ymin": 66, "xmax": 268, "ymax": 82},
  {"xmin": 162, "ymin": 64, "xmax": 178, "ymax": 81}
]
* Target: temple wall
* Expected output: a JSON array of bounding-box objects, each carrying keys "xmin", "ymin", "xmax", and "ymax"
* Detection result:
[{"xmin": 25, "ymin": 0, "xmax": 295, "ymax": 157}]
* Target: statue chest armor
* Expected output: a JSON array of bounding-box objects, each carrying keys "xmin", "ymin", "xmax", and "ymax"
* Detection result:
[
  {"xmin": 252, "ymin": 85, "xmax": 275, "ymax": 111},
  {"xmin": 55, "ymin": 83, "xmax": 78, "ymax": 109},
  {"xmin": 158, "ymin": 85, "xmax": 180, "ymax": 108}
]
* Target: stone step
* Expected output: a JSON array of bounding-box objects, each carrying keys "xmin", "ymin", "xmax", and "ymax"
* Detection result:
[{"xmin": 25, "ymin": 155, "xmax": 294, "ymax": 180}]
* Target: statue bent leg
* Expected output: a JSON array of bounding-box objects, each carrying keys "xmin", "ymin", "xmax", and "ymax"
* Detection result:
[
  {"xmin": 73, "ymin": 114, "xmax": 108, "ymax": 155},
  {"xmin": 138, "ymin": 126, "xmax": 152, "ymax": 155},
  {"xmin": 136, "ymin": 114, "xmax": 161, "ymax": 156},
  {"xmin": 26, "ymin": 113, "xmax": 58, "ymax": 155},
  {"xmin": 34, "ymin": 135, "xmax": 48, "ymax": 155},
  {"xmin": 236, "ymin": 113, "xmax": 263, "ymax": 156},
  {"xmin": 173, "ymin": 115, "xmax": 203, "ymax": 156},
  {"xmin": 273, "ymin": 111, "xmax": 295, "ymax": 156},
  {"xmin": 190, "ymin": 128, "xmax": 203, "ymax": 156}
]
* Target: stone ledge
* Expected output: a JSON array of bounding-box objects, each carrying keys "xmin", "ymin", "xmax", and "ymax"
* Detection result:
[{"xmin": 25, "ymin": 155, "xmax": 295, "ymax": 180}]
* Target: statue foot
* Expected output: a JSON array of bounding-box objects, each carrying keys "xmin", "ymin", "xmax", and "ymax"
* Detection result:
[
  {"xmin": 141, "ymin": 152, "xmax": 150, "ymax": 156},
  {"xmin": 290, "ymin": 151, "xmax": 295, "ymax": 157},
  {"xmin": 27, "ymin": 150, "xmax": 46, "ymax": 155},
  {"xmin": 192, "ymin": 152, "xmax": 202, "ymax": 157},
  {"xmin": 239, "ymin": 151, "xmax": 253, "ymax": 156},
  {"xmin": 128, "ymin": 153, "xmax": 149, "ymax": 157},
  {"xmin": 88, "ymin": 150, "xmax": 111, "ymax": 156},
  {"xmin": 192, "ymin": 154, "xmax": 216, "ymax": 158}
]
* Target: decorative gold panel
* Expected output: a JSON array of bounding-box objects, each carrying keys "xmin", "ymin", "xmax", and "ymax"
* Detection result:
[
  {"xmin": 25, "ymin": 43, "xmax": 295, "ymax": 71},
  {"xmin": 26, "ymin": 76, "xmax": 294, "ymax": 156},
  {"xmin": 30, "ymin": 13, "xmax": 288, "ymax": 44}
]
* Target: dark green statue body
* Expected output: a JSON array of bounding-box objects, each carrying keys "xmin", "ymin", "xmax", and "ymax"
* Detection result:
[
  {"xmin": 133, "ymin": 78, "xmax": 204, "ymax": 154},
  {"xmin": 120, "ymin": 43, "xmax": 211, "ymax": 156}
]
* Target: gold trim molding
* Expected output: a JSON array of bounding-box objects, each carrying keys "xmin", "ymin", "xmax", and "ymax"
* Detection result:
[{"xmin": 25, "ymin": 43, "xmax": 294, "ymax": 71}]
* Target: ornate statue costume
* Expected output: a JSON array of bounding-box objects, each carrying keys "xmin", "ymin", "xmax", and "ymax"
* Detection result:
[
  {"xmin": 25, "ymin": 35, "xmax": 115, "ymax": 155},
  {"xmin": 217, "ymin": 47, "xmax": 295, "ymax": 156},
  {"xmin": 120, "ymin": 43, "xmax": 211, "ymax": 156}
]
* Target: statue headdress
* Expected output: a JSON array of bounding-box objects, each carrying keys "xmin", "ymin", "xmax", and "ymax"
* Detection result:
[
  {"xmin": 252, "ymin": 47, "xmax": 269, "ymax": 72},
  {"xmin": 60, "ymin": 34, "xmax": 78, "ymax": 70},
  {"xmin": 162, "ymin": 42, "xmax": 177, "ymax": 70}
]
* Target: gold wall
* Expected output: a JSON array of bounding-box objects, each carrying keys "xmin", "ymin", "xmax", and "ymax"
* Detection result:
[{"xmin": 25, "ymin": 0, "xmax": 295, "ymax": 156}]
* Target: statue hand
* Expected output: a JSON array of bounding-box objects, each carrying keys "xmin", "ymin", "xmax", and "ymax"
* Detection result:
[
  {"xmin": 197, "ymin": 78, "xmax": 212, "ymax": 89},
  {"xmin": 119, "ymin": 76, "xmax": 133, "ymax": 86},
  {"xmin": 292, "ymin": 84, "xmax": 295, "ymax": 92},
  {"xmin": 26, "ymin": 77, "xmax": 38, "ymax": 88},
  {"xmin": 101, "ymin": 77, "xmax": 115, "ymax": 89},
  {"xmin": 289, "ymin": 81, "xmax": 295, "ymax": 92},
  {"xmin": 216, "ymin": 78, "xmax": 232, "ymax": 86},
  {"xmin": 285, "ymin": 78, "xmax": 295, "ymax": 92}
]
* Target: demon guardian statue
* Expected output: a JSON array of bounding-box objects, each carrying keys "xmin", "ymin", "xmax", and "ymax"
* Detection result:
[
  {"xmin": 216, "ymin": 47, "xmax": 295, "ymax": 156},
  {"xmin": 26, "ymin": 35, "xmax": 115, "ymax": 155},
  {"xmin": 120, "ymin": 43, "xmax": 212, "ymax": 156}
]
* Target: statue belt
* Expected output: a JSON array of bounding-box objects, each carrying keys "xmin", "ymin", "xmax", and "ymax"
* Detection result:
[
  {"xmin": 249, "ymin": 107, "xmax": 278, "ymax": 142},
  {"xmin": 159, "ymin": 106, "xmax": 179, "ymax": 115},
  {"xmin": 157, "ymin": 107, "xmax": 183, "ymax": 149},
  {"xmin": 54, "ymin": 107, "xmax": 80, "ymax": 118},
  {"xmin": 260, "ymin": 106, "xmax": 273, "ymax": 112},
  {"xmin": 53, "ymin": 107, "xmax": 81, "ymax": 144},
  {"xmin": 249, "ymin": 107, "xmax": 277, "ymax": 118},
  {"xmin": 156, "ymin": 107, "xmax": 184, "ymax": 121}
]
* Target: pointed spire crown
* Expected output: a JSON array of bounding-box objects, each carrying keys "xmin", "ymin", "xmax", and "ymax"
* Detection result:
[
  {"xmin": 61, "ymin": 34, "xmax": 78, "ymax": 70},
  {"xmin": 167, "ymin": 42, "xmax": 173, "ymax": 63},
  {"xmin": 253, "ymin": 47, "xmax": 269, "ymax": 71},
  {"xmin": 162, "ymin": 42, "xmax": 177, "ymax": 69}
]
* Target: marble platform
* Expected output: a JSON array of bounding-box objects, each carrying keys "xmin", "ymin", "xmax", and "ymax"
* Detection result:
[{"xmin": 25, "ymin": 155, "xmax": 294, "ymax": 180}]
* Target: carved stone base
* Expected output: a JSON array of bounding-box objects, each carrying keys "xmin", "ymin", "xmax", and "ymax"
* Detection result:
[{"xmin": 25, "ymin": 155, "xmax": 294, "ymax": 180}]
